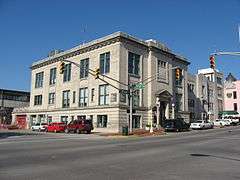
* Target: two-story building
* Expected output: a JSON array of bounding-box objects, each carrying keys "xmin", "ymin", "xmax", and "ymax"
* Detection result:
[
  {"xmin": 0, "ymin": 89, "xmax": 30, "ymax": 126},
  {"xmin": 12, "ymin": 32, "xmax": 190, "ymax": 132}
]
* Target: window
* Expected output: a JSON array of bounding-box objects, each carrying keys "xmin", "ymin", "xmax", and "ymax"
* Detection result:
[
  {"xmin": 91, "ymin": 88, "xmax": 95, "ymax": 102},
  {"xmin": 100, "ymin": 52, "xmax": 110, "ymax": 74},
  {"xmin": 132, "ymin": 115, "xmax": 141, "ymax": 128},
  {"xmin": 62, "ymin": 90, "xmax": 70, "ymax": 108},
  {"xmin": 234, "ymin": 103, "xmax": 238, "ymax": 111},
  {"xmin": 49, "ymin": 68, "xmax": 56, "ymax": 85},
  {"xmin": 217, "ymin": 88, "xmax": 222, "ymax": 97},
  {"xmin": 97, "ymin": 115, "xmax": 107, "ymax": 128},
  {"xmin": 188, "ymin": 84, "xmax": 194, "ymax": 92},
  {"xmin": 73, "ymin": 91, "xmax": 76, "ymax": 104},
  {"xmin": 133, "ymin": 90, "xmax": 140, "ymax": 107},
  {"xmin": 61, "ymin": 116, "xmax": 68, "ymax": 124},
  {"xmin": 188, "ymin": 99, "xmax": 195, "ymax": 108},
  {"xmin": 233, "ymin": 91, "xmax": 237, "ymax": 99},
  {"xmin": 99, "ymin": 85, "xmax": 109, "ymax": 105},
  {"xmin": 35, "ymin": 72, "xmax": 44, "ymax": 88},
  {"xmin": 48, "ymin": 93, "xmax": 55, "ymax": 104},
  {"xmin": 63, "ymin": 64, "xmax": 71, "ymax": 82},
  {"xmin": 175, "ymin": 94, "xmax": 182, "ymax": 111},
  {"xmin": 227, "ymin": 93, "xmax": 232, "ymax": 98},
  {"xmin": 217, "ymin": 77, "xmax": 222, "ymax": 85},
  {"xmin": 80, "ymin": 58, "xmax": 89, "ymax": 79},
  {"xmin": 157, "ymin": 60, "xmax": 167, "ymax": 81},
  {"xmin": 128, "ymin": 52, "xmax": 140, "ymax": 76},
  {"xmin": 34, "ymin": 95, "xmax": 42, "ymax": 105},
  {"xmin": 79, "ymin": 88, "xmax": 88, "ymax": 107}
]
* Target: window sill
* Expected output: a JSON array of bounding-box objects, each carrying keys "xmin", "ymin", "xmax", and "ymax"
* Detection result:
[{"xmin": 128, "ymin": 73, "xmax": 140, "ymax": 78}]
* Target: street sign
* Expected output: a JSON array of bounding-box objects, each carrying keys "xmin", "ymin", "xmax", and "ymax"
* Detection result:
[{"xmin": 134, "ymin": 83, "xmax": 145, "ymax": 90}]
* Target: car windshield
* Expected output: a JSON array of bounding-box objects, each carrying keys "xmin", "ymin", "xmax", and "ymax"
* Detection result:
[
  {"xmin": 41, "ymin": 123, "xmax": 48, "ymax": 125},
  {"xmin": 196, "ymin": 121, "xmax": 203, "ymax": 123},
  {"xmin": 35, "ymin": 123, "xmax": 40, "ymax": 126}
]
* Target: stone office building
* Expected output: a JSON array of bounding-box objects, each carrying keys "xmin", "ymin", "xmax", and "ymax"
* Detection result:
[
  {"xmin": 13, "ymin": 32, "xmax": 190, "ymax": 132},
  {"xmin": 187, "ymin": 68, "xmax": 224, "ymax": 122}
]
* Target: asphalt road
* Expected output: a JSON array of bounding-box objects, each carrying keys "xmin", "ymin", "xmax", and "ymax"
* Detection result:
[{"xmin": 0, "ymin": 127, "xmax": 240, "ymax": 180}]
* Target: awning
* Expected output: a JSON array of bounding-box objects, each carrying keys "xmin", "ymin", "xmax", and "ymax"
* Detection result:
[{"xmin": 219, "ymin": 111, "xmax": 239, "ymax": 115}]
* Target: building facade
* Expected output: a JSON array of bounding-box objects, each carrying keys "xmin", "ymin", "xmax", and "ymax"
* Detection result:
[
  {"xmin": 13, "ymin": 32, "xmax": 190, "ymax": 132},
  {"xmin": 187, "ymin": 68, "xmax": 224, "ymax": 122},
  {"xmin": 224, "ymin": 73, "xmax": 240, "ymax": 114},
  {"xmin": 0, "ymin": 89, "xmax": 30, "ymax": 126}
]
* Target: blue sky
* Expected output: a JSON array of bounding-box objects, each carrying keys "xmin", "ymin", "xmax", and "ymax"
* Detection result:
[{"xmin": 0, "ymin": 0, "xmax": 240, "ymax": 91}]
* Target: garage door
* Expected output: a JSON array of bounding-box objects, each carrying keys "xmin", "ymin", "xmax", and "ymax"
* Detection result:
[{"xmin": 16, "ymin": 115, "xmax": 27, "ymax": 129}]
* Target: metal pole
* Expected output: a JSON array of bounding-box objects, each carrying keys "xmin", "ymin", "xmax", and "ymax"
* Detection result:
[{"xmin": 129, "ymin": 87, "xmax": 133, "ymax": 133}]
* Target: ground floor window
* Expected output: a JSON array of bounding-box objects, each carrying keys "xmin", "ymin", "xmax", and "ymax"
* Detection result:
[
  {"xmin": 133, "ymin": 115, "xmax": 141, "ymax": 128},
  {"xmin": 61, "ymin": 116, "xmax": 68, "ymax": 124},
  {"xmin": 97, "ymin": 115, "xmax": 108, "ymax": 128},
  {"xmin": 47, "ymin": 116, "xmax": 52, "ymax": 124}
]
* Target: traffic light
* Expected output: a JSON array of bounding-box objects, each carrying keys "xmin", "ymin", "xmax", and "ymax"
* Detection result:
[
  {"xmin": 176, "ymin": 68, "xmax": 181, "ymax": 80},
  {"xmin": 209, "ymin": 55, "xmax": 215, "ymax": 69},
  {"xmin": 94, "ymin": 68, "xmax": 100, "ymax": 79},
  {"xmin": 59, "ymin": 61, "xmax": 65, "ymax": 74}
]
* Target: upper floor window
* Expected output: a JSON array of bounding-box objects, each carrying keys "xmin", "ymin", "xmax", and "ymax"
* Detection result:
[
  {"xmin": 157, "ymin": 60, "xmax": 167, "ymax": 81},
  {"xmin": 217, "ymin": 77, "xmax": 222, "ymax": 85},
  {"xmin": 49, "ymin": 68, "xmax": 56, "ymax": 85},
  {"xmin": 48, "ymin": 92, "xmax": 55, "ymax": 104},
  {"xmin": 34, "ymin": 95, "xmax": 42, "ymax": 105},
  {"xmin": 100, "ymin": 52, "xmax": 110, "ymax": 74},
  {"xmin": 62, "ymin": 90, "xmax": 70, "ymax": 108},
  {"xmin": 79, "ymin": 88, "xmax": 88, "ymax": 107},
  {"xmin": 133, "ymin": 90, "xmax": 140, "ymax": 107},
  {"xmin": 80, "ymin": 58, "xmax": 89, "ymax": 79},
  {"xmin": 233, "ymin": 91, "xmax": 237, "ymax": 99},
  {"xmin": 35, "ymin": 72, "xmax": 44, "ymax": 88},
  {"xmin": 99, "ymin": 84, "xmax": 109, "ymax": 105},
  {"xmin": 73, "ymin": 91, "xmax": 76, "ymax": 104},
  {"xmin": 128, "ymin": 52, "xmax": 140, "ymax": 76},
  {"xmin": 63, "ymin": 64, "xmax": 71, "ymax": 82},
  {"xmin": 234, "ymin": 103, "xmax": 238, "ymax": 111},
  {"xmin": 188, "ymin": 84, "xmax": 194, "ymax": 92}
]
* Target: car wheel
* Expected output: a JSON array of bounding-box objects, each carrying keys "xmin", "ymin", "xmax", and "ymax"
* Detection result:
[
  {"xmin": 86, "ymin": 130, "xmax": 91, "ymax": 134},
  {"xmin": 65, "ymin": 129, "xmax": 69, "ymax": 133},
  {"xmin": 54, "ymin": 129, "xmax": 57, "ymax": 133}
]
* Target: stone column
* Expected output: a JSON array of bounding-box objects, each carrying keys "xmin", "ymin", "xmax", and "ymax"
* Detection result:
[
  {"xmin": 156, "ymin": 97, "xmax": 160, "ymax": 127},
  {"xmin": 165, "ymin": 103, "xmax": 169, "ymax": 119},
  {"xmin": 172, "ymin": 103, "xmax": 175, "ymax": 119}
]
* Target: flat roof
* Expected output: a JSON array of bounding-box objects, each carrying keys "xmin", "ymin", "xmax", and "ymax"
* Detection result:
[{"xmin": 31, "ymin": 31, "xmax": 190, "ymax": 68}]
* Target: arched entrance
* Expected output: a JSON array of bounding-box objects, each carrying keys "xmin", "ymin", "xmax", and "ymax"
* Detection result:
[{"xmin": 154, "ymin": 90, "xmax": 172, "ymax": 127}]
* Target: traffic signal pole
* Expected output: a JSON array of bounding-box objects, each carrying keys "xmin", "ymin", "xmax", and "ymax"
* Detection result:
[{"xmin": 59, "ymin": 59, "xmax": 181, "ymax": 133}]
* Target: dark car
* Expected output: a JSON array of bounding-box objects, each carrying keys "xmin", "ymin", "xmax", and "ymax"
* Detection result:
[
  {"xmin": 65, "ymin": 119, "xmax": 93, "ymax": 134},
  {"xmin": 163, "ymin": 119, "xmax": 190, "ymax": 132}
]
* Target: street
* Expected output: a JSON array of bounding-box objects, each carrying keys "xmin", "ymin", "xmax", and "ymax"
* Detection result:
[{"xmin": 0, "ymin": 127, "xmax": 240, "ymax": 180}]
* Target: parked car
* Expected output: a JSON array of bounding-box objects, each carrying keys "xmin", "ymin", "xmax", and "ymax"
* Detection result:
[
  {"xmin": 163, "ymin": 119, "xmax": 190, "ymax": 132},
  {"xmin": 221, "ymin": 119, "xmax": 232, "ymax": 126},
  {"xmin": 31, "ymin": 123, "xmax": 48, "ymax": 131},
  {"xmin": 46, "ymin": 122, "xmax": 66, "ymax": 133},
  {"xmin": 190, "ymin": 120, "xmax": 213, "ymax": 130},
  {"xmin": 65, "ymin": 119, "xmax": 93, "ymax": 134},
  {"xmin": 213, "ymin": 119, "xmax": 228, "ymax": 127}
]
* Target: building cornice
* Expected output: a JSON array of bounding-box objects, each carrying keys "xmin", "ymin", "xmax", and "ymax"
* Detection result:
[{"xmin": 31, "ymin": 31, "xmax": 190, "ymax": 70}]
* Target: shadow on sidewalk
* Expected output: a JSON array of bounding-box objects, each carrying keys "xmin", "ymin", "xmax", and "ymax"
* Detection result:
[{"xmin": 0, "ymin": 131, "xmax": 41, "ymax": 139}]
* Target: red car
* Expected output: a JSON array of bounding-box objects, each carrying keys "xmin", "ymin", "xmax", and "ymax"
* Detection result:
[
  {"xmin": 46, "ymin": 122, "xmax": 66, "ymax": 133},
  {"xmin": 65, "ymin": 119, "xmax": 93, "ymax": 134}
]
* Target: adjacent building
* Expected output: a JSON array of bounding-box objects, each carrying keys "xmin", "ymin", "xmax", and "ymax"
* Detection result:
[
  {"xmin": 224, "ymin": 73, "xmax": 240, "ymax": 114},
  {"xmin": 0, "ymin": 89, "xmax": 30, "ymax": 126},
  {"xmin": 187, "ymin": 68, "xmax": 224, "ymax": 122},
  {"xmin": 13, "ymin": 32, "xmax": 190, "ymax": 132}
]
